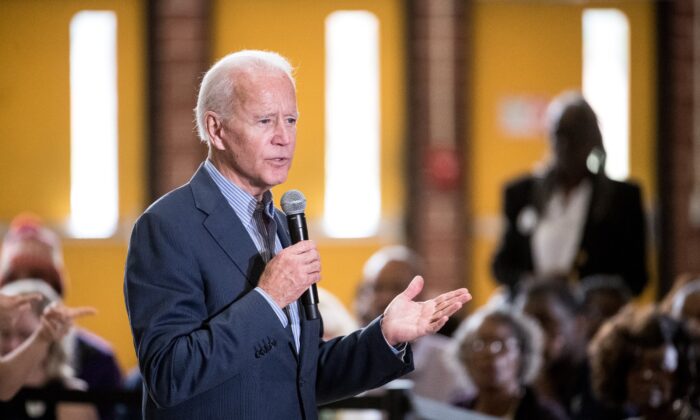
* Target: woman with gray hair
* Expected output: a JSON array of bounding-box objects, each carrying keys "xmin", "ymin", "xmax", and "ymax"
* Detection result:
[
  {"xmin": 451, "ymin": 305, "xmax": 568, "ymax": 419},
  {"xmin": 0, "ymin": 279, "xmax": 96, "ymax": 420}
]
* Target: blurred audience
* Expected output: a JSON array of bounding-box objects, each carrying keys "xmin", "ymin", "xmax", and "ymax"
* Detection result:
[
  {"xmin": 491, "ymin": 91, "xmax": 648, "ymax": 298},
  {"xmin": 578, "ymin": 274, "xmax": 631, "ymax": 341},
  {"xmin": 355, "ymin": 246, "xmax": 467, "ymax": 403},
  {"xmin": 355, "ymin": 246, "xmax": 423, "ymax": 327},
  {"xmin": 514, "ymin": 281, "xmax": 601, "ymax": 419},
  {"xmin": 589, "ymin": 305, "xmax": 699, "ymax": 419},
  {"xmin": 318, "ymin": 287, "xmax": 359, "ymax": 341},
  {"xmin": 0, "ymin": 215, "xmax": 122, "ymax": 419},
  {"xmin": 0, "ymin": 279, "xmax": 97, "ymax": 420},
  {"xmin": 450, "ymin": 305, "xmax": 567, "ymax": 419},
  {"xmin": 667, "ymin": 278, "xmax": 700, "ymax": 410}
]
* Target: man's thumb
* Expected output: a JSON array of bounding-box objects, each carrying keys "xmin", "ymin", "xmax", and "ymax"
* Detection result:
[{"xmin": 402, "ymin": 276, "xmax": 424, "ymax": 301}]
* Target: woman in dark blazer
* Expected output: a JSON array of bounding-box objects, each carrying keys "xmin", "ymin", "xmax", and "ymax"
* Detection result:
[{"xmin": 492, "ymin": 92, "xmax": 648, "ymax": 297}]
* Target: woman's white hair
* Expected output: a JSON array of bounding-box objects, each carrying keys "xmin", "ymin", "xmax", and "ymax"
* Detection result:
[
  {"xmin": 194, "ymin": 50, "xmax": 295, "ymax": 144},
  {"xmin": 0, "ymin": 278, "xmax": 60, "ymax": 303},
  {"xmin": 671, "ymin": 279, "xmax": 700, "ymax": 319},
  {"xmin": 450, "ymin": 304, "xmax": 544, "ymax": 386}
]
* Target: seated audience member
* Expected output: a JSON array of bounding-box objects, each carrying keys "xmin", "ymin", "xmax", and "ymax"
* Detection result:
[
  {"xmin": 451, "ymin": 305, "xmax": 568, "ymax": 420},
  {"xmin": 317, "ymin": 287, "xmax": 359, "ymax": 341},
  {"xmin": 515, "ymin": 281, "xmax": 604, "ymax": 419},
  {"xmin": 114, "ymin": 367, "xmax": 142, "ymax": 420},
  {"xmin": 670, "ymin": 279, "xmax": 700, "ymax": 335},
  {"xmin": 0, "ymin": 292, "xmax": 82, "ymax": 401},
  {"xmin": 578, "ymin": 275, "xmax": 631, "ymax": 341},
  {"xmin": 0, "ymin": 279, "xmax": 97, "ymax": 420},
  {"xmin": 589, "ymin": 305, "xmax": 698, "ymax": 419},
  {"xmin": 491, "ymin": 91, "xmax": 648, "ymax": 298},
  {"xmin": 355, "ymin": 246, "xmax": 424, "ymax": 326},
  {"xmin": 668, "ymin": 279, "xmax": 700, "ymax": 409},
  {"xmin": 0, "ymin": 215, "xmax": 123, "ymax": 419},
  {"xmin": 355, "ymin": 246, "xmax": 467, "ymax": 403}
]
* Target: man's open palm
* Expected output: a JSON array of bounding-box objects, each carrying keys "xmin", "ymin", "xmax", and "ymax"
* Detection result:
[{"xmin": 381, "ymin": 276, "xmax": 471, "ymax": 346}]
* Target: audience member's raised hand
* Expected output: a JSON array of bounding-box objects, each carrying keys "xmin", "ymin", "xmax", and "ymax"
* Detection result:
[
  {"xmin": 37, "ymin": 303, "xmax": 97, "ymax": 342},
  {"xmin": 0, "ymin": 292, "xmax": 43, "ymax": 330}
]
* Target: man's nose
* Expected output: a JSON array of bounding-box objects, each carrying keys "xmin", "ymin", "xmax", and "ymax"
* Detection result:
[{"xmin": 272, "ymin": 119, "xmax": 292, "ymax": 145}]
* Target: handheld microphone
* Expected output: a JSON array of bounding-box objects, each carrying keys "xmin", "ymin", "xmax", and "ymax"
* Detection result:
[{"xmin": 281, "ymin": 190, "xmax": 320, "ymax": 320}]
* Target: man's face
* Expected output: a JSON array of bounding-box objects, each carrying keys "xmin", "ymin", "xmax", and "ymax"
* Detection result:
[{"xmin": 213, "ymin": 69, "xmax": 298, "ymax": 198}]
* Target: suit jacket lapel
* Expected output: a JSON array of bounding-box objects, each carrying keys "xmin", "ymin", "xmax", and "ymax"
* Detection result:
[{"xmin": 190, "ymin": 164, "xmax": 264, "ymax": 289}]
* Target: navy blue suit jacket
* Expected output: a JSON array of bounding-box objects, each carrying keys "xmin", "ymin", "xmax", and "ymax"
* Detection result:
[{"xmin": 124, "ymin": 164, "xmax": 413, "ymax": 419}]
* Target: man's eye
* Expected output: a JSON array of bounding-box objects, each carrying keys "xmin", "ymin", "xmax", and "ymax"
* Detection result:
[
  {"xmin": 286, "ymin": 118, "xmax": 297, "ymax": 125},
  {"xmin": 260, "ymin": 119, "xmax": 271, "ymax": 124}
]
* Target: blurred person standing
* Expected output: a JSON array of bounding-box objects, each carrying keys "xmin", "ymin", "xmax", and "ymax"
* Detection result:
[{"xmin": 492, "ymin": 91, "xmax": 648, "ymax": 298}]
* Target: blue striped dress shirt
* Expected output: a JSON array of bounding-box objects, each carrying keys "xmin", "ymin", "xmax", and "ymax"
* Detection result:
[{"xmin": 204, "ymin": 160, "xmax": 301, "ymax": 352}]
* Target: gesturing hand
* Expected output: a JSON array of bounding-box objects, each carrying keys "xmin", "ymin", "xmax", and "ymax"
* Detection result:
[
  {"xmin": 257, "ymin": 240, "xmax": 321, "ymax": 308},
  {"xmin": 38, "ymin": 303, "xmax": 97, "ymax": 343},
  {"xmin": 0, "ymin": 293, "xmax": 43, "ymax": 330},
  {"xmin": 381, "ymin": 276, "xmax": 471, "ymax": 346}
]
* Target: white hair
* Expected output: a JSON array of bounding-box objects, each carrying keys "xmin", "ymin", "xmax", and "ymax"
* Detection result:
[
  {"xmin": 0, "ymin": 278, "xmax": 61, "ymax": 303},
  {"xmin": 450, "ymin": 304, "xmax": 544, "ymax": 386},
  {"xmin": 671, "ymin": 279, "xmax": 700, "ymax": 319},
  {"xmin": 194, "ymin": 50, "xmax": 295, "ymax": 144},
  {"xmin": 361, "ymin": 245, "xmax": 424, "ymax": 283}
]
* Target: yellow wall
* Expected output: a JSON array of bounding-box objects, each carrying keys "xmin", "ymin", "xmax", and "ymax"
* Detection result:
[
  {"xmin": 213, "ymin": 0, "xmax": 407, "ymax": 308},
  {"xmin": 0, "ymin": 0, "xmax": 145, "ymax": 372},
  {"xmin": 467, "ymin": 1, "xmax": 657, "ymax": 308},
  {"xmin": 0, "ymin": 0, "xmax": 660, "ymax": 376}
]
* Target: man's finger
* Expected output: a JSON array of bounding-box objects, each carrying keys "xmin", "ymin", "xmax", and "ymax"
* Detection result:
[
  {"xmin": 434, "ymin": 292, "xmax": 472, "ymax": 313},
  {"xmin": 428, "ymin": 316, "xmax": 448, "ymax": 332},
  {"xmin": 432, "ymin": 302, "xmax": 464, "ymax": 321},
  {"xmin": 433, "ymin": 288, "xmax": 471, "ymax": 305},
  {"xmin": 401, "ymin": 276, "xmax": 424, "ymax": 301},
  {"xmin": 290, "ymin": 240, "xmax": 316, "ymax": 254}
]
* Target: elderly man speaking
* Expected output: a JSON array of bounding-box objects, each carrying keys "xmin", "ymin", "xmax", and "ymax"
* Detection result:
[{"xmin": 124, "ymin": 50, "xmax": 471, "ymax": 419}]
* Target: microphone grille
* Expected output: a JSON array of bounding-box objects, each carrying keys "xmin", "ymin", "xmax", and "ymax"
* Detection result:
[{"xmin": 281, "ymin": 190, "xmax": 306, "ymax": 215}]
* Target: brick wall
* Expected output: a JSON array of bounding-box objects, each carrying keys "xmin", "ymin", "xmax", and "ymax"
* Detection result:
[
  {"xmin": 406, "ymin": 0, "xmax": 471, "ymax": 298},
  {"xmin": 148, "ymin": 0, "xmax": 211, "ymax": 200},
  {"xmin": 658, "ymin": 0, "xmax": 698, "ymax": 295}
]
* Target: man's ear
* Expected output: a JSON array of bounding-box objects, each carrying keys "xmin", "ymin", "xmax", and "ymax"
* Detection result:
[{"xmin": 205, "ymin": 111, "xmax": 226, "ymax": 151}]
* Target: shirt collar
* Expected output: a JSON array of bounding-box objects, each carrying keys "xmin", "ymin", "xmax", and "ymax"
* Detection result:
[{"xmin": 203, "ymin": 159, "xmax": 276, "ymax": 224}]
